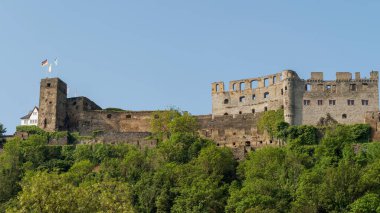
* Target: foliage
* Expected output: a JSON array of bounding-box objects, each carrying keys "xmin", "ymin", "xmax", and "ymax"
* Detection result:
[
  {"xmin": 0, "ymin": 120, "xmax": 379, "ymax": 212},
  {"xmin": 257, "ymin": 109, "xmax": 284, "ymax": 137},
  {"xmin": 150, "ymin": 109, "xmax": 199, "ymax": 141},
  {"xmin": 16, "ymin": 125, "xmax": 47, "ymax": 136},
  {"xmin": 0, "ymin": 123, "xmax": 6, "ymax": 136},
  {"xmin": 103, "ymin": 107, "xmax": 127, "ymax": 112}
]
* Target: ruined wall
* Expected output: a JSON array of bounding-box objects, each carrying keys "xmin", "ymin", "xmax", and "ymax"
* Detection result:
[
  {"xmin": 212, "ymin": 72, "xmax": 284, "ymax": 116},
  {"xmin": 70, "ymin": 110, "xmax": 153, "ymax": 135},
  {"xmin": 211, "ymin": 70, "xmax": 304, "ymax": 125},
  {"xmin": 38, "ymin": 78, "xmax": 67, "ymax": 131},
  {"xmin": 212, "ymin": 70, "xmax": 379, "ymax": 126},
  {"xmin": 77, "ymin": 132, "xmax": 157, "ymax": 148},
  {"xmin": 365, "ymin": 111, "xmax": 380, "ymax": 141},
  {"xmin": 302, "ymin": 71, "xmax": 379, "ymax": 125},
  {"xmin": 196, "ymin": 113, "xmax": 276, "ymax": 159}
]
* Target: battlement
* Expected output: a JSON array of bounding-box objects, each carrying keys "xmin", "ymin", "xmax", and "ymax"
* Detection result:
[
  {"xmin": 212, "ymin": 70, "xmax": 300, "ymax": 94},
  {"xmin": 307, "ymin": 71, "xmax": 378, "ymax": 82}
]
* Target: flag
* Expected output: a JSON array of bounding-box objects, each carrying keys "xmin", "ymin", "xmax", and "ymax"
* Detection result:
[
  {"xmin": 41, "ymin": 59, "xmax": 48, "ymax": 67},
  {"xmin": 54, "ymin": 58, "xmax": 58, "ymax": 66},
  {"xmin": 48, "ymin": 64, "xmax": 52, "ymax": 73}
]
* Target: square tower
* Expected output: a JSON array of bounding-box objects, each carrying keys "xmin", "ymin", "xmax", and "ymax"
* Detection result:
[{"xmin": 38, "ymin": 78, "xmax": 67, "ymax": 131}]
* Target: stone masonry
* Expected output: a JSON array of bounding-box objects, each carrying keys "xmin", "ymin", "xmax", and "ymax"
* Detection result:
[{"xmin": 36, "ymin": 70, "xmax": 379, "ymax": 159}]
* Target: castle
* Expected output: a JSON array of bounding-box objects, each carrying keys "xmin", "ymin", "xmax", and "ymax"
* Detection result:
[{"xmin": 36, "ymin": 70, "xmax": 380, "ymax": 159}]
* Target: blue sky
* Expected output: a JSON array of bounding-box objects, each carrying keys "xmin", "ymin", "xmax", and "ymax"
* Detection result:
[{"xmin": 1, "ymin": 1, "xmax": 380, "ymax": 133}]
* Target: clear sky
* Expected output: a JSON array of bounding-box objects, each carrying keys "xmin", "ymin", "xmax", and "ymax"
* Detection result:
[{"xmin": 1, "ymin": 1, "xmax": 380, "ymax": 133}]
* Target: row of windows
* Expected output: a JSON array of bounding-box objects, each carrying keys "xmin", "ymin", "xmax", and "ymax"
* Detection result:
[
  {"xmin": 223, "ymin": 89, "xmax": 287, "ymax": 104},
  {"xmin": 305, "ymin": 83, "xmax": 368, "ymax": 92},
  {"xmin": 304, "ymin": 99, "xmax": 369, "ymax": 106},
  {"xmin": 23, "ymin": 119, "xmax": 38, "ymax": 124},
  {"xmin": 215, "ymin": 76, "xmax": 285, "ymax": 92}
]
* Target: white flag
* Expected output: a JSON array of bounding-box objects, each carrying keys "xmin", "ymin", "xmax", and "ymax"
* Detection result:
[{"xmin": 48, "ymin": 64, "xmax": 52, "ymax": 73}]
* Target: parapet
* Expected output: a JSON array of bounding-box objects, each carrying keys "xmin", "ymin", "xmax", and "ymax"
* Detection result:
[
  {"xmin": 336, "ymin": 72, "xmax": 352, "ymax": 81},
  {"xmin": 211, "ymin": 70, "xmax": 300, "ymax": 94},
  {"xmin": 311, "ymin": 72, "xmax": 323, "ymax": 80},
  {"xmin": 371, "ymin": 71, "xmax": 379, "ymax": 80}
]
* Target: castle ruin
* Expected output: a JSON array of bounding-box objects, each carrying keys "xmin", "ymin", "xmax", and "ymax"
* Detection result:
[{"xmin": 36, "ymin": 70, "xmax": 380, "ymax": 159}]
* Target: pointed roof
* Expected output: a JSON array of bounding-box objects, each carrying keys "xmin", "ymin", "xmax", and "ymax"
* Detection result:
[{"xmin": 20, "ymin": 106, "xmax": 39, "ymax": 119}]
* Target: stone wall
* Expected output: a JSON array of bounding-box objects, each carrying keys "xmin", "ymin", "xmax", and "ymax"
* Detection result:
[
  {"xmin": 211, "ymin": 70, "xmax": 304, "ymax": 125},
  {"xmin": 302, "ymin": 71, "xmax": 379, "ymax": 125},
  {"xmin": 69, "ymin": 110, "xmax": 153, "ymax": 135},
  {"xmin": 38, "ymin": 78, "xmax": 68, "ymax": 131},
  {"xmin": 196, "ymin": 113, "xmax": 275, "ymax": 159},
  {"xmin": 212, "ymin": 70, "xmax": 379, "ymax": 126},
  {"xmin": 77, "ymin": 131, "xmax": 157, "ymax": 149},
  {"xmin": 365, "ymin": 111, "xmax": 380, "ymax": 141}
]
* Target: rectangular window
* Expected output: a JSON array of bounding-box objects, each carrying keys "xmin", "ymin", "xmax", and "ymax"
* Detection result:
[
  {"xmin": 347, "ymin": 100, "xmax": 355, "ymax": 106},
  {"xmin": 329, "ymin": 100, "xmax": 336, "ymax": 105},
  {"xmin": 349, "ymin": 84, "xmax": 357, "ymax": 91},
  {"xmin": 362, "ymin": 100, "xmax": 369, "ymax": 105},
  {"xmin": 304, "ymin": 100, "xmax": 310, "ymax": 106},
  {"xmin": 318, "ymin": 100, "xmax": 323, "ymax": 105}
]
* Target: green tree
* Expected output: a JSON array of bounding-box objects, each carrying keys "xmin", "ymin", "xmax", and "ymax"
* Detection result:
[
  {"xmin": 0, "ymin": 123, "xmax": 6, "ymax": 137},
  {"xmin": 349, "ymin": 193, "xmax": 380, "ymax": 213},
  {"xmin": 257, "ymin": 109, "xmax": 285, "ymax": 138},
  {"xmin": 151, "ymin": 109, "xmax": 199, "ymax": 141}
]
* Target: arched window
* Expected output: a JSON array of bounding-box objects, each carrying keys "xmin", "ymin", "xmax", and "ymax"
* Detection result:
[
  {"xmin": 264, "ymin": 92, "xmax": 269, "ymax": 99},
  {"xmin": 215, "ymin": 84, "xmax": 220, "ymax": 92},
  {"xmin": 264, "ymin": 78, "xmax": 269, "ymax": 87},
  {"xmin": 223, "ymin": 99, "xmax": 229, "ymax": 104},
  {"xmin": 264, "ymin": 106, "xmax": 268, "ymax": 111},
  {"xmin": 232, "ymin": 83, "xmax": 237, "ymax": 91},
  {"xmin": 251, "ymin": 80, "xmax": 258, "ymax": 89},
  {"xmin": 273, "ymin": 76, "xmax": 277, "ymax": 83},
  {"xmin": 240, "ymin": 82, "xmax": 245, "ymax": 90},
  {"xmin": 224, "ymin": 113, "xmax": 228, "ymax": 116},
  {"xmin": 342, "ymin": 114, "xmax": 347, "ymax": 119},
  {"xmin": 239, "ymin": 96, "xmax": 246, "ymax": 103},
  {"xmin": 252, "ymin": 109, "xmax": 255, "ymax": 114},
  {"xmin": 252, "ymin": 94, "xmax": 256, "ymax": 100}
]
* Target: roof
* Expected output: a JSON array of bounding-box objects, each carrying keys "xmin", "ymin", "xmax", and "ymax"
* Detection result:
[{"xmin": 20, "ymin": 106, "xmax": 39, "ymax": 119}]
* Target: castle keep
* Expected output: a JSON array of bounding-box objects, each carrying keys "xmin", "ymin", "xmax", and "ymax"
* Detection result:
[{"xmin": 36, "ymin": 70, "xmax": 379, "ymax": 158}]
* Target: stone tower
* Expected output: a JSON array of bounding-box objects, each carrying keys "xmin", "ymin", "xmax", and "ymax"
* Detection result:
[
  {"xmin": 38, "ymin": 78, "xmax": 67, "ymax": 132},
  {"xmin": 282, "ymin": 70, "xmax": 304, "ymax": 125}
]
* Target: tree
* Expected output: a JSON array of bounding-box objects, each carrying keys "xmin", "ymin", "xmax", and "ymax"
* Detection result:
[
  {"xmin": 257, "ymin": 109, "xmax": 284, "ymax": 139},
  {"xmin": 0, "ymin": 123, "xmax": 6, "ymax": 137},
  {"xmin": 150, "ymin": 109, "xmax": 199, "ymax": 141}
]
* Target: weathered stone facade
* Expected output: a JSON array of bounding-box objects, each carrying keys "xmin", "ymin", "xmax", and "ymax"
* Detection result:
[
  {"xmin": 212, "ymin": 70, "xmax": 379, "ymax": 125},
  {"xmin": 36, "ymin": 69, "xmax": 379, "ymax": 159}
]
